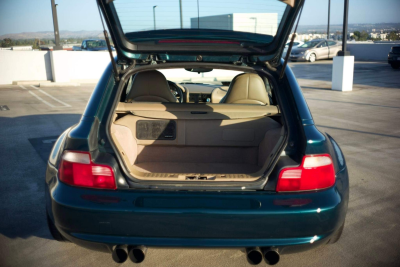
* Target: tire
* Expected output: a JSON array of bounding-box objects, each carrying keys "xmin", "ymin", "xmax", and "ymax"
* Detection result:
[
  {"xmin": 309, "ymin": 53, "xmax": 316, "ymax": 63},
  {"xmin": 327, "ymin": 221, "xmax": 345, "ymax": 244},
  {"xmin": 391, "ymin": 63, "xmax": 400, "ymax": 69},
  {"xmin": 46, "ymin": 212, "xmax": 69, "ymax": 242}
]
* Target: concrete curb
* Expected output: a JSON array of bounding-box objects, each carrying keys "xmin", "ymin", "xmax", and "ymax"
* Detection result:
[
  {"xmin": 12, "ymin": 80, "xmax": 51, "ymax": 86},
  {"xmin": 39, "ymin": 82, "xmax": 81, "ymax": 87}
]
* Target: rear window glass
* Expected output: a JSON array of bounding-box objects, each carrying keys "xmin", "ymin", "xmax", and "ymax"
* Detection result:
[{"xmin": 113, "ymin": 0, "xmax": 288, "ymax": 44}]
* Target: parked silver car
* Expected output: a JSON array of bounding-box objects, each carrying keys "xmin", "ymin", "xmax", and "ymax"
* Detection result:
[
  {"xmin": 290, "ymin": 39, "xmax": 342, "ymax": 62},
  {"xmin": 282, "ymin": 41, "xmax": 304, "ymax": 58}
]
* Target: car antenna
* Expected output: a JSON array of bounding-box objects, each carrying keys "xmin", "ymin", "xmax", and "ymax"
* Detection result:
[
  {"xmin": 279, "ymin": 5, "xmax": 304, "ymax": 80},
  {"xmin": 97, "ymin": 2, "xmax": 120, "ymax": 82}
]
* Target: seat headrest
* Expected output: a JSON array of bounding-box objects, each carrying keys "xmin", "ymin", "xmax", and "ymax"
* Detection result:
[
  {"xmin": 220, "ymin": 73, "xmax": 269, "ymax": 105},
  {"xmin": 126, "ymin": 70, "xmax": 177, "ymax": 103}
]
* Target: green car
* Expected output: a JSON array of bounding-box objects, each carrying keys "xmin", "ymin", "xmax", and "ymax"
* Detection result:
[{"xmin": 45, "ymin": 0, "xmax": 349, "ymax": 265}]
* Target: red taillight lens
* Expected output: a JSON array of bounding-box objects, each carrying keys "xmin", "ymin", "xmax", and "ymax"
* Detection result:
[
  {"xmin": 59, "ymin": 151, "xmax": 116, "ymax": 190},
  {"xmin": 276, "ymin": 154, "xmax": 335, "ymax": 192}
]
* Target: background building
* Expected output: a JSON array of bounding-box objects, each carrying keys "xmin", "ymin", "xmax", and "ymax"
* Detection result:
[{"xmin": 190, "ymin": 13, "xmax": 278, "ymax": 36}]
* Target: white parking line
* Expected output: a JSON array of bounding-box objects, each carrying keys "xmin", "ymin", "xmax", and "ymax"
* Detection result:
[
  {"xmin": 18, "ymin": 85, "xmax": 58, "ymax": 108},
  {"xmin": 30, "ymin": 85, "xmax": 71, "ymax": 107},
  {"xmin": 28, "ymin": 91, "xmax": 57, "ymax": 108}
]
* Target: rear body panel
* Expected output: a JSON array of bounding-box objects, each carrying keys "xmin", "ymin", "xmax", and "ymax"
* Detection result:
[{"xmin": 46, "ymin": 165, "xmax": 347, "ymax": 253}]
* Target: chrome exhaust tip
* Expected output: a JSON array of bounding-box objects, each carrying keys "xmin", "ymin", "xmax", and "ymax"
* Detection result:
[
  {"xmin": 112, "ymin": 245, "xmax": 128, "ymax": 263},
  {"xmin": 128, "ymin": 245, "xmax": 147, "ymax": 264},
  {"xmin": 261, "ymin": 248, "xmax": 280, "ymax": 265},
  {"xmin": 246, "ymin": 247, "xmax": 263, "ymax": 265}
]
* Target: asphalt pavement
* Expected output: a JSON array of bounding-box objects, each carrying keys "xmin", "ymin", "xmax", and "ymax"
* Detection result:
[{"xmin": 0, "ymin": 61, "xmax": 399, "ymax": 267}]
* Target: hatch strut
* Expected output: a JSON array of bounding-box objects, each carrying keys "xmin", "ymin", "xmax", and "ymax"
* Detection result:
[
  {"xmin": 279, "ymin": 5, "xmax": 304, "ymax": 80},
  {"xmin": 97, "ymin": 3, "xmax": 120, "ymax": 82}
]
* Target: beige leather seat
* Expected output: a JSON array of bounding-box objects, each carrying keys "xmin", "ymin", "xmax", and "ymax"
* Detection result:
[
  {"xmin": 126, "ymin": 70, "xmax": 177, "ymax": 102},
  {"xmin": 220, "ymin": 73, "xmax": 269, "ymax": 105}
]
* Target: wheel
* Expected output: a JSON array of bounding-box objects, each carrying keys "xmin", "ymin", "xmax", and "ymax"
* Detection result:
[
  {"xmin": 46, "ymin": 211, "xmax": 69, "ymax": 242},
  {"xmin": 327, "ymin": 221, "xmax": 344, "ymax": 244},
  {"xmin": 308, "ymin": 53, "xmax": 316, "ymax": 63},
  {"xmin": 391, "ymin": 63, "xmax": 400, "ymax": 69}
]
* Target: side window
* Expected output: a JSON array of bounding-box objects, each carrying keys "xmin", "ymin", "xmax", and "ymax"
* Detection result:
[
  {"xmin": 320, "ymin": 41, "xmax": 328, "ymax": 47},
  {"xmin": 328, "ymin": 41, "xmax": 337, "ymax": 46},
  {"xmin": 82, "ymin": 41, "xmax": 86, "ymax": 49}
]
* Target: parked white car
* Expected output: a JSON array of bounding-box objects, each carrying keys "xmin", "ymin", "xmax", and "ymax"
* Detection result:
[{"xmin": 282, "ymin": 41, "xmax": 304, "ymax": 58}]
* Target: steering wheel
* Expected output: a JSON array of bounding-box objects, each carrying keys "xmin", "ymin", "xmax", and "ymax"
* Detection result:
[{"xmin": 168, "ymin": 81, "xmax": 185, "ymax": 103}]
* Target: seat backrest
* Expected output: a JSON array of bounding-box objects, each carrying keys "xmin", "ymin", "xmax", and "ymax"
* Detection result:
[
  {"xmin": 126, "ymin": 70, "xmax": 177, "ymax": 103},
  {"xmin": 220, "ymin": 73, "xmax": 269, "ymax": 105}
]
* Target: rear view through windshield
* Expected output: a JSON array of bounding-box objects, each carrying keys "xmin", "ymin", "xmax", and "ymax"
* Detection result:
[{"xmin": 113, "ymin": 0, "xmax": 288, "ymax": 43}]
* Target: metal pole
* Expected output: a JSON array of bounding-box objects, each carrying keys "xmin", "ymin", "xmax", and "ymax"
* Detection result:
[
  {"xmin": 153, "ymin": 6, "xmax": 157, "ymax": 30},
  {"xmin": 339, "ymin": 0, "xmax": 350, "ymax": 56},
  {"xmin": 51, "ymin": 0, "xmax": 62, "ymax": 50},
  {"xmin": 327, "ymin": 0, "xmax": 330, "ymax": 40},
  {"xmin": 179, "ymin": 0, "xmax": 183, "ymax": 29}
]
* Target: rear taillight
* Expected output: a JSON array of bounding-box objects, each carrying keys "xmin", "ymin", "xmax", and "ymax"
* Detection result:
[
  {"xmin": 276, "ymin": 154, "xmax": 335, "ymax": 192},
  {"xmin": 59, "ymin": 151, "xmax": 116, "ymax": 190}
]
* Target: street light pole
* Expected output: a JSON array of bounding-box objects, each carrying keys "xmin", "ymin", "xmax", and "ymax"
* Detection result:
[
  {"xmin": 179, "ymin": 0, "xmax": 183, "ymax": 29},
  {"xmin": 51, "ymin": 0, "xmax": 62, "ymax": 50},
  {"xmin": 338, "ymin": 0, "xmax": 350, "ymax": 56},
  {"xmin": 153, "ymin": 5, "xmax": 158, "ymax": 30},
  {"xmin": 327, "ymin": 0, "xmax": 330, "ymax": 40}
]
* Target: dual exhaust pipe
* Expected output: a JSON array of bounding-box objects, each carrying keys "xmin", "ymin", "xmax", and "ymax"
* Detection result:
[
  {"xmin": 246, "ymin": 247, "xmax": 280, "ymax": 265},
  {"xmin": 112, "ymin": 245, "xmax": 279, "ymax": 265},
  {"xmin": 112, "ymin": 245, "xmax": 146, "ymax": 264}
]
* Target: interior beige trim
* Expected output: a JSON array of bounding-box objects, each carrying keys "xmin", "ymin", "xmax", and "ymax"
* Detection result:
[
  {"xmin": 221, "ymin": 73, "xmax": 270, "ymax": 105},
  {"xmin": 115, "ymin": 102, "xmax": 279, "ymax": 120},
  {"xmin": 126, "ymin": 70, "xmax": 178, "ymax": 103},
  {"xmin": 110, "ymin": 124, "xmax": 137, "ymax": 165},
  {"xmin": 111, "ymin": 112, "xmax": 282, "ymax": 181},
  {"xmin": 211, "ymin": 86, "xmax": 228, "ymax": 103}
]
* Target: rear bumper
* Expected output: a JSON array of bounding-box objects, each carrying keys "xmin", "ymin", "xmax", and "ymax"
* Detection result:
[
  {"xmin": 290, "ymin": 55, "xmax": 307, "ymax": 61},
  {"xmin": 46, "ymin": 164, "xmax": 348, "ymax": 254}
]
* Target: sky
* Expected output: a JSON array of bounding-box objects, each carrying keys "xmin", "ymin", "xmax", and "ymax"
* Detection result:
[{"xmin": 0, "ymin": 0, "xmax": 399, "ymax": 36}]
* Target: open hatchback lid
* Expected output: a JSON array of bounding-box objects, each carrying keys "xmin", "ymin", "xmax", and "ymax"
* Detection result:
[{"xmin": 97, "ymin": 0, "xmax": 304, "ymax": 66}]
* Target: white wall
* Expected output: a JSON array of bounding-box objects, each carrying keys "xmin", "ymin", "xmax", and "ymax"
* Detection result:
[
  {"xmin": 0, "ymin": 44, "xmax": 398, "ymax": 85},
  {"xmin": 0, "ymin": 50, "xmax": 52, "ymax": 84},
  {"xmin": 0, "ymin": 50, "xmax": 115, "ymax": 85},
  {"xmin": 67, "ymin": 51, "xmax": 116, "ymax": 82},
  {"xmin": 347, "ymin": 43, "xmax": 396, "ymax": 61}
]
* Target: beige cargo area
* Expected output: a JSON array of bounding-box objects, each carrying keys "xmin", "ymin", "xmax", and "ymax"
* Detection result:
[{"xmin": 110, "ymin": 102, "xmax": 283, "ymax": 181}]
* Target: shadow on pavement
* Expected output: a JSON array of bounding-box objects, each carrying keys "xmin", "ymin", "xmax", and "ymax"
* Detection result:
[{"xmin": 0, "ymin": 114, "xmax": 80, "ymax": 240}]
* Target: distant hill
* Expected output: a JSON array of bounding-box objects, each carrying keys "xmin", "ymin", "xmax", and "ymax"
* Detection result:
[
  {"xmin": 1, "ymin": 22, "xmax": 399, "ymax": 40},
  {"xmin": 297, "ymin": 23, "xmax": 400, "ymax": 34},
  {"xmin": 0, "ymin": 30, "xmax": 103, "ymax": 40}
]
